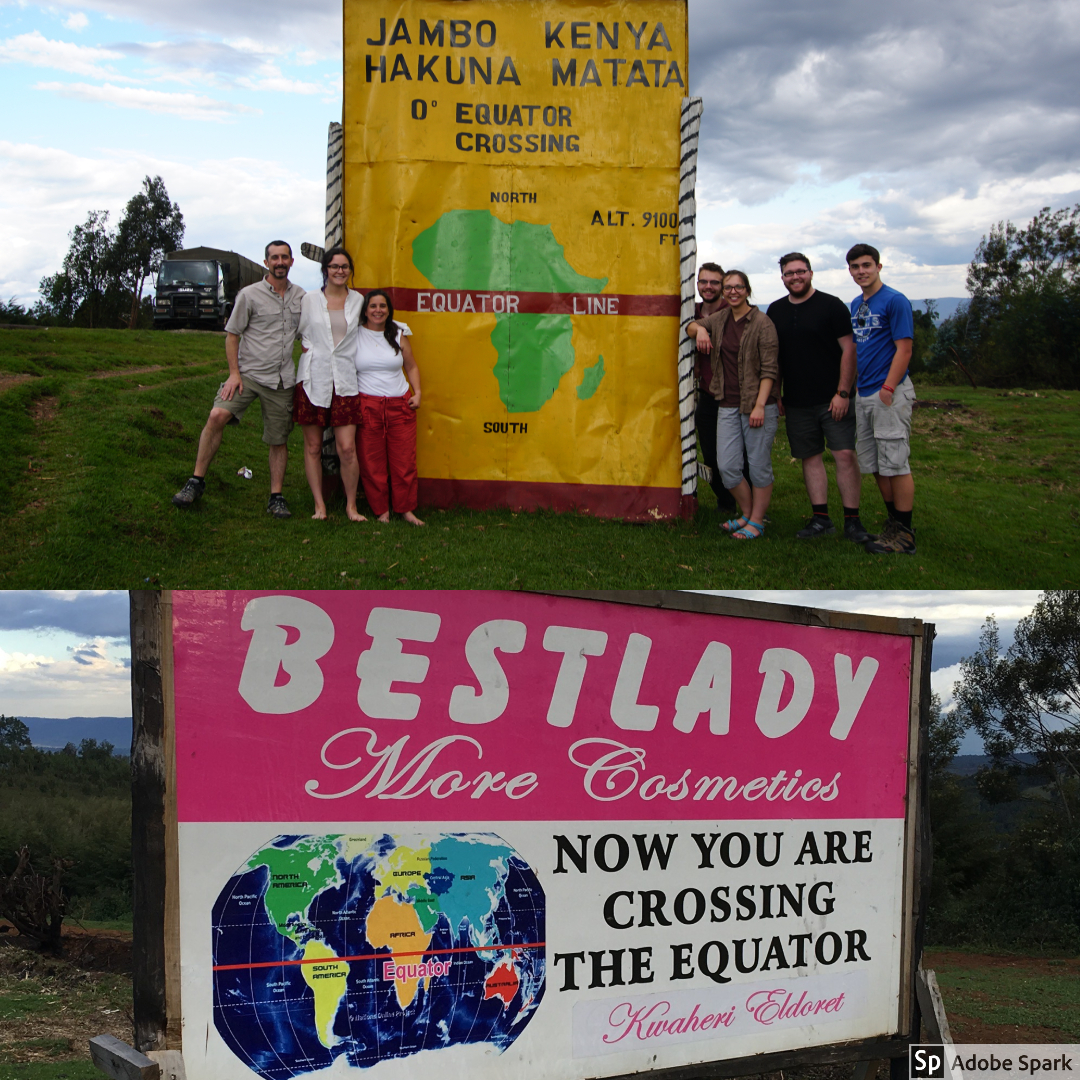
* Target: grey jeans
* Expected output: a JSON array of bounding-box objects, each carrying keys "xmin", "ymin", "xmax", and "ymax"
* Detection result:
[{"xmin": 717, "ymin": 403, "xmax": 778, "ymax": 489}]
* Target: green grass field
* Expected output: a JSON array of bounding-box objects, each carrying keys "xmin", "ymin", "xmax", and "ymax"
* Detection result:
[
  {"xmin": 926, "ymin": 948, "xmax": 1080, "ymax": 1041},
  {"xmin": 2, "ymin": 326, "xmax": 1077, "ymax": 588}
]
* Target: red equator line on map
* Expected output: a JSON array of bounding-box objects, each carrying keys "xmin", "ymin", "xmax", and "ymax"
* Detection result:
[
  {"xmin": 357, "ymin": 286, "xmax": 679, "ymax": 318},
  {"xmin": 212, "ymin": 941, "xmax": 546, "ymax": 972}
]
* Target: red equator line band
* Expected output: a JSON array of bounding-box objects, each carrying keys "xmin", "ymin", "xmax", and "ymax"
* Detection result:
[
  {"xmin": 356, "ymin": 287, "xmax": 679, "ymax": 318},
  {"xmin": 212, "ymin": 940, "xmax": 546, "ymax": 972}
]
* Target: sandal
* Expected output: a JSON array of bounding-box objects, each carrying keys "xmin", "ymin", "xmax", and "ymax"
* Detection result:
[
  {"xmin": 721, "ymin": 515, "xmax": 749, "ymax": 533},
  {"xmin": 732, "ymin": 520, "xmax": 765, "ymax": 540}
]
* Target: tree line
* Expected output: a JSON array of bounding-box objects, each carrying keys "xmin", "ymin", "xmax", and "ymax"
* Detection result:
[
  {"xmin": 0, "ymin": 715, "xmax": 132, "ymax": 941},
  {"xmin": 2, "ymin": 175, "xmax": 183, "ymax": 331},
  {"xmin": 928, "ymin": 591, "xmax": 1080, "ymax": 950},
  {"xmin": 910, "ymin": 204, "xmax": 1080, "ymax": 389}
]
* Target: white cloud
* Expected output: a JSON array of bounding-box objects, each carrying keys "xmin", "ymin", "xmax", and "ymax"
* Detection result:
[
  {"xmin": 63, "ymin": 12, "xmax": 89, "ymax": 31},
  {"xmin": 38, "ymin": 0, "xmax": 342, "ymax": 54},
  {"xmin": 930, "ymin": 662, "xmax": 963, "ymax": 712},
  {"xmin": 34, "ymin": 80, "xmax": 261, "ymax": 121},
  {"xmin": 699, "ymin": 590, "xmax": 1041, "ymax": 630},
  {"xmin": 0, "ymin": 140, "xmax": 323, "ymax": 300},
  {"xmin": 234, "ymin": 74, "xmax": 322, "ymax": 95},
  {"xmin": 0, "ymin": 639, "xmax": 131, "ymax": 716},
  {"xmin": 0, "ymin": 30, "xmax": 122, "ymax": 78}
]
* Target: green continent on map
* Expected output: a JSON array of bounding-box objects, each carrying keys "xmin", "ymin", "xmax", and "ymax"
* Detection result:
[
  {"xmin": 247, "ymin": 835, "xmax": 342, "ymax": 943},
  {"xmin": 490, "ymin": 314, "xmax": 576, "ymax": 413},
  {"xmin": 412, "ymin": 210, "xmax": 608, "ymax": 413},
  {"xmin": 577, "ymin": 355, "xmax": 605, "ymax": 399},
  {"xmin": 412, "ymin": 209, "xmax": 607, "ymax": 294}
]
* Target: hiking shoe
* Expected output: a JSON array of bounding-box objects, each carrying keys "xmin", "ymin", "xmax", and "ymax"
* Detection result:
[
  {"xmin": 864, "ymin": 518, "xmax": 916, "ymax": 555},
  {"xmin": 172, "ymin": 477, "xmax": 205, "ymax": 507},
  {"xmin": 266, "ymin": 493, "xmax": 292, "ymax": 519},
  {"xmin": 795, "ymin": 516, "xmax": 836, "ymax": 539},
  {"xmin": 843, "ymin": 517, "xmax": 871, "ymax": 544}
]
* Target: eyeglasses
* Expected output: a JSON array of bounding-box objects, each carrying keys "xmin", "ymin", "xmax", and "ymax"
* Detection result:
[
  {"xmin": 782, "ymin": 269, "xmax": 810, "ymax": 279},
  {"xmin": 697, "ymin": 279, "xmax": 722, "ymax": 289},
  {"xmin": 722, "ymin": 284, "xmax": 748, "ymax": 293},
  {"xmin": 328, "ymin": 263, "xmax": 350, "ymax": 272}
]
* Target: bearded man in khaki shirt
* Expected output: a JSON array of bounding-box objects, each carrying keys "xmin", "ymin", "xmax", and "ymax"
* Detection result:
[{"xmin": 172, "ymin": 240, "xmax": 305, "ymax": 518}]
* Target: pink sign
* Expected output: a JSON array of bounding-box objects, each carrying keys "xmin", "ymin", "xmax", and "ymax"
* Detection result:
[{"xmin": 173, "ymin": 591, "xmax": 913, "ymax": 823}]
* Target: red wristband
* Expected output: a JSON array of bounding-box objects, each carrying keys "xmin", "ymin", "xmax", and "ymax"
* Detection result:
[{"xmin": 882, "ymin": 384, "xmax": 895, "ymax": 393}]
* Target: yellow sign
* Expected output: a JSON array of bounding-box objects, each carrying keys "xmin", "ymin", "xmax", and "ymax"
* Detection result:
[{"xmin": 343, "ymin": 0, "xmax": 688, "ymax": 518}]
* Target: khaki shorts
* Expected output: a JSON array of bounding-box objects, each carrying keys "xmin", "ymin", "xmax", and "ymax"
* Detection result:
[
  {"xmin": 855, "ymin": 379, "xmax": 915, "ymax": 476},
  {"xmin": 212, "ymin": 380, "xmax": 294, "ymax": 445}
]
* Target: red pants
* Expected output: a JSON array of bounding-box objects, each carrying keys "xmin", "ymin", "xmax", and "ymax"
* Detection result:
[{"xmin": 358, "ymin": 393, "xmax": 418, "ymax": 516}]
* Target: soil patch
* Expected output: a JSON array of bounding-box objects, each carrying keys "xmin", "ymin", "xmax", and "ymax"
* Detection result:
[
  {"xmin": 927, "ymin": 950, "xmax": 1080, "ymax": 978},
  {"xmin": 0, "ymin": 374, "xmax": 36, "ymax": 394},
  {"xmin": 0, "ymin": 925, "xmax": 131, "ymax": 975},
  {"xmin": 0, "ymin": 933, "xmax": 133, "ymax": 1067},
  {"xmin": 914, "ymin": 399, "xmax": 968, "ymax": 411},
  {"xmin": 88, "ymin": 365, "xmax": 167, "ymax": 379},
  {"xmin": 29, "ymin": 396, "xmax": 58, "ymax": 424}
]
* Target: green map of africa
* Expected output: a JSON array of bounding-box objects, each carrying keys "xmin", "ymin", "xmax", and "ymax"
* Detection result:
[{"xmin": 412, "ymin": 209, "xmax": 608, "ymax": 413}]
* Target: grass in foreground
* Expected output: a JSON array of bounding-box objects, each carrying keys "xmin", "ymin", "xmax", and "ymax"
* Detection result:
[
  {"xmin": 926, "ymin": 947, "xmax": 1080, "ymax": 1041},
  {"xmin": 2, "ymin": 327, "xmax": 1078, "ymax": 588}
]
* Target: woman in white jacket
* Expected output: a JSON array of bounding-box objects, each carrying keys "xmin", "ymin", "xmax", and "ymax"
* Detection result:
[{"xmin": 294, "ymin": 247, "xmax": 366, "ymax": 521}]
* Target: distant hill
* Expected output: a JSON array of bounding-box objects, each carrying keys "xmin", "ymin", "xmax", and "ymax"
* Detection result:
[
  {"xmin": 20, "ymin": 715, "xmax": 131, "ymax": 754},
  {"xmin": 759, "ymin": 296, "xmax": 968, "ymax": 321},
  {"xmin": 912, "ymin": 297, "xmax": 967, "ymax": 321},
  {"xmin": 948, "ymin": 752, "xmax": 1037, "ymax": 776}
]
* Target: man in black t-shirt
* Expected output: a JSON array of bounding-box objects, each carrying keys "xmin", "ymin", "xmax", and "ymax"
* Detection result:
[{"xmin": 767, "ymin": 253, "xmax": 868, "ymax": 542}]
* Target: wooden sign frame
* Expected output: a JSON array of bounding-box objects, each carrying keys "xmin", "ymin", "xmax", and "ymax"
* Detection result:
[{"xmin": 128, "ymin": 589, "xmax": 932, "ymax": 1080}]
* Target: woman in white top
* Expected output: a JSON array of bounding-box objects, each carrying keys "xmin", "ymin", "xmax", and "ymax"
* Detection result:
[
  {"xmin": 294, "ymin": 247, "xmax": 365, "ymax": 521},
  {"xmin": 355, "ymin": 289, "xmax": 424, "ymax": 525}
]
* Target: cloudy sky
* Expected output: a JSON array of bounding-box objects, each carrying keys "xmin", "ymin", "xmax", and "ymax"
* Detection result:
[
  {"xmin": 0, "ymin": 589, "xmax": 1043, "ymax": 755},
  {"xmin": 0, "ymin": 590, "xmax": 130, "ymax": 716},
  {"xmin": 2, "ymin": 0, "xmax": 1078, "ymax": 306}
]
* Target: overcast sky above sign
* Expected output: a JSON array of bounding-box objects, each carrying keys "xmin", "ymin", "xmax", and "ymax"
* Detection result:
[
  {"xmin": 2, "ymin": 0, "xmax": 1078, "ymax": 305},
  {"xmin": 0, "ymin": 589, "xmax": 1043, "ymax": 755}
]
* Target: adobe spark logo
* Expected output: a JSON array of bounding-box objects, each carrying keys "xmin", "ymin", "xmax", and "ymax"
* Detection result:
[{"xmin": 911, "ymin": 1045, "xmax": 947, "ymax": 1079}]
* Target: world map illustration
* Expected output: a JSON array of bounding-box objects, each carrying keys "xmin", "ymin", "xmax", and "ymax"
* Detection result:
[
  {"xmin": 212, "ymin": 832, "xmax": 546, "ymax": 1078},
  {"xmin": 412, "ymin": 209, "xmax": 607, "ymax": 412}
]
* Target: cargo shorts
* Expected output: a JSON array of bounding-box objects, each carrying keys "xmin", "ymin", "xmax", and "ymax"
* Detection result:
[
  {"xmin": 855, "ymin": 379, "xmax": 915, "ymax": 476},
  {"xmin": 212, "ymin": 379, "xmax": 295, "ymax": 445}
]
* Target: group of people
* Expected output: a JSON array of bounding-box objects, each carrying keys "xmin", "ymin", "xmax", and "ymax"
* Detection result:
[
  {"xmin": 170, "ymin": 237, "xmax": 917, "ymax": 556},
  {"xmin": 688, "ymin": 244, "xmax": 917, "ymax": 555},
  {"xmin": 172, "ymin": 241, "xmax": 424, "ymax": 525}
]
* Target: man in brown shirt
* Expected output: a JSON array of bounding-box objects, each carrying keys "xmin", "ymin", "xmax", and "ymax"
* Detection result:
[{"xmin": 172, "ymin": 240, "xmax": 305, "ymax": 518}]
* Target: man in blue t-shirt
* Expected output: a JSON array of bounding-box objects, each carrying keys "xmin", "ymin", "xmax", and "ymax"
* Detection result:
[{"xmin": 847, "ymin": 243, "xmax": 917, "ymax": 554}]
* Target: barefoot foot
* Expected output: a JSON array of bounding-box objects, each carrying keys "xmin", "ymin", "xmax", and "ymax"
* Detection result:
[
  {"xmin": 377, "ymin": 512, "xmax": 391, "ymax": 524},
  {"xmin": 403, "ymin": 511, "xmax": 425, "ymax": 526},
  {"xmin": 346, "ymin": 504, "xmax": 367, "ymax": 522},
  {"xmin": 311, "ymin": 505, "xmax": 327, "ymax": 520}
]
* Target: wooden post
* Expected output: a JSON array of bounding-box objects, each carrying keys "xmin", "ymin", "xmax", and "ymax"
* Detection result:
[
  {"xmin": 130, "ymin": 591, "xmax": 167, "ymax": 1053},
  {"xmin": 160, "ymin": 592, "xmax": 182, "ymax": 1048}
]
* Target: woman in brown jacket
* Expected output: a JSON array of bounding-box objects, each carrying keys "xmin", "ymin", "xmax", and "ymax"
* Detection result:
[{"xmin": 686, "ymin": 270, "xmax": 779, "ymax": 539}]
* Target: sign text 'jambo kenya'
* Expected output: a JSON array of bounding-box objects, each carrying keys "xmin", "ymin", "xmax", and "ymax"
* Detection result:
[
  {"xmin": 118, "ymin": 590, "xmax": 933, "ymax": 1080},
  {"xmin": 341, "ymin": 0, "xmax": 697, "ymax": 520}
]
